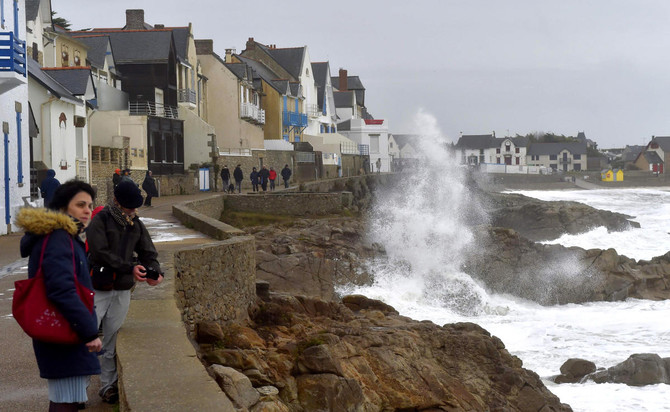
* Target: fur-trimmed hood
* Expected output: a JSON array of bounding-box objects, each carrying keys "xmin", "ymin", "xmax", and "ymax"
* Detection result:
[{"xmin": 17, "ymin": 208, "xmax": 78, "ymax": 258}]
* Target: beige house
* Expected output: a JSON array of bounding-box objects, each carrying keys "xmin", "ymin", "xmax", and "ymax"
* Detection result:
[
  {"xmin": 195, "ymin": 40, "xmax": 264, "ymax": 154},
  {"xmin": 526, "ymin": 142, "xmax": 587, "ymax": 172}
]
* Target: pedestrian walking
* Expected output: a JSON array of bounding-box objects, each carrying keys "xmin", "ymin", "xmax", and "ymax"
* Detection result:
[
  {"xmin": 259, "ymin": 165, "xmax": 270, "ymax": 192},
  {"xmin": 269, "ymin": 167, "xmax": 277, "ymax": 191},
  {"xmin": 141, "ymin": 170, "xmax": 158, "ymax": 207},
  {"xmin": 40, "ymin": 169, "xmax": 60, "ymax": 208},
  {"xmin": 220, "ymin": 165, "xmax": 230, "ymax": 192},
  {"xmin": 250, "ymin": 167, "xmax": 260, "ymax": 192},
  {"xmin": 281, "ymin": 164, "xmax": 292, "ymax": 188},
  {"xmin": 233, "ymin": 164, "xmax": 244, "ymax": 193},
  {"xmin": 16, "ymin": 180, "xmax": 102, "ymax": 411},
  {"xmin": 376, "ymin": 158, "xmax": 382, "ymax": 173},
  {"xmin": 86, "ymin": 180, "xmax": 163, "ymax": 404}
]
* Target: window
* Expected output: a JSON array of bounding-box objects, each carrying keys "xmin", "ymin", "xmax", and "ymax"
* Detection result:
[
  {"xmin": 515, "ymin": 147, "xmax": 520, "ymax": 153},
  {"xmin": 505, "ymin": 143, "xmax": 511, "ymax": 152},
  {"xmin": 516, "ymin": 157, "xmax": 520, "ymax": 165},
  {"xmin": 369, "ymin": 134, "xmax": 380, "ymax": 153},
  {"xmin": 550, "ymin": 154, "xmax": 557, "ymax": 160},
  {"xmin": 574, "ymin": 164, "xmax": 582, "ymax": 171},
  {"xmin": 496, "ymin": 157, "xmax": 500, "ymax": 163},
  {"xmin": 496, "ymin": 148, "xmax": 500, "ymax": 154},
  {"xmin": 574, "ymin": 154, "xmax": 581, "ymax": 160},
  {"xmin": 550, "ymin": 164, "xmax": 557, "ymax": 170}
]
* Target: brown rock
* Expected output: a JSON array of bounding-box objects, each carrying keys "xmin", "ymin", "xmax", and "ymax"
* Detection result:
[{"xmin": 196, "ymin": 320, "xmax": 225, "ymax": 344}]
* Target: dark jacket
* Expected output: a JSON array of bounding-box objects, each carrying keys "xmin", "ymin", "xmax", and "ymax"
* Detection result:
[
  {"xmin": 233, "ymin": 166, "xmax": 244, "ymax": 183},
  {"xmin": 250, "ymin": 170, "xmax": 260, "ymax": 184},
  {"xmin": 112, "ymin": 172, "xmax": 122, "ymax": 187},
  {"xmin": 86, "ymin": 207, "xmax": 160, "ymax": 290},
  {"xmin": 16, "ymin": 208, "xmax": 100, "ymax": 379},
  {"xmin": 40, "ymin": 169, "xmax": 60, "ymax": 208},
  {"xmin": 258, "ymin": 168, "xmax": 270, "ymax": 183},
  {"xmin": 220, "ymin": 167, "xmax": 230, "ymax": 181},
  {"xmin": 142, "ymin": 172, "xmax": 158, "ymax": 197},
  {"xmin": 281, "ymin": 166, "xmax": 292, "ymax": 181}
]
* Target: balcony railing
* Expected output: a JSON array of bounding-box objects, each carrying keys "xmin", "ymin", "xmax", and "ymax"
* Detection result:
[
  {"xmin": 306, "ymin": 103, "xmax": 320, "ymax": 118},
  {"xmin": 282, "ymin": 110, "xmax": 308, "ymax": 127},
  {"xmin": 358, "ymin": 144, "xmax": 370, "ymax": 156},
  {"xmin": 340, "ymin": 142, "xmax": 359, "ymax": 155},
  {"xmin": 0, "ymin": 32, "xmax": 26, "ymax": 76},
  {"xmin": 129, "ymin": 101, "xmax": 179, "ymax": 119},
  {"xmin": 240, "ymin": 103, "xmax": 265, "ymax": 124},
  {"xmin": 559, "ymin": 158, "xmax": 572, "ymax": 164},
  {"xmin": 178, "ymin": 88, "xmax": 196, "ymax": 104},
  {"xmin": 296, "ymin": 152, "xmax": 315, "ymax": 163}
]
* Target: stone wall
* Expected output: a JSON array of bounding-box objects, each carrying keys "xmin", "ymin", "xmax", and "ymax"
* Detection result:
[
  {"xmin": 172, "ymin": 195, "xmax": 244, "ymax": 240},
  {"xmin": 223, "ymin": 192, "xmax": 347, "ymax": 216},
  {"xmin": 174, "ymin": 236, "xmax": 256, "ymax": 327},
  {"xmin": 216, "ymin": 150, "xmax": 295, "ymax": 192}
]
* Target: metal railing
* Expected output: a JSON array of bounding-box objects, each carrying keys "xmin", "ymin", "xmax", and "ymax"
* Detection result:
[
  {"xmin": 340, "ymin": 141, "xmax": 359, "ymax": 155},
  {"xmin": 178, "ymin": 88, "xmax": 196, "ymax": 104},
  {"xmin": 282, "ymin": 110, "xmax": 308, "ymax": 127},
  {"xmin": 240, "ymin": 103, "xmax": 265, "ymax": 124},
  {"xmin": 358, "ymin": 144, "xmax": 370, "ymax": 156},
  {"xmin": 0, "ymin": 32, "xmax": 26, "ymax": 76},
  {"xmin": 306, "ymin": 103, "xmax": 320, "ymax": 118},
  {"xmin": 129, "ymin": 101, "xmax": 179, "ymax": 119},
  {"xmin": 296, "ymin": 151, "xmax": 316, "ymax": 163}
]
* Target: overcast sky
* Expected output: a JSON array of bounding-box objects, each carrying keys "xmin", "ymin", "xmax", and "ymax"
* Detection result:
[{"xmin": 51, "ymin": 0, "xmax": 670, "ymax": 148}]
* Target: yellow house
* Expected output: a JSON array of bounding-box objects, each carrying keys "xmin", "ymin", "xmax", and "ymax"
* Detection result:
[{"xmin": 601, "ymin": 169, "xmax": 623, "ymax": 181}]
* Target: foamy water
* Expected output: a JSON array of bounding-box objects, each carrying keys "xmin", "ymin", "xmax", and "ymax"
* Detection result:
[{"xmin": 338, "ymin": 111, "xmax": 670, "ymax": 412}]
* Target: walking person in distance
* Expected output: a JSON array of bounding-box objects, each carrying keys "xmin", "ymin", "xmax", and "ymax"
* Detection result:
[
  {"xmin": 250, "ymin": 167, "xmax": 260, "ymax": 192},
  {"xmin": 281, "ymin": 164, "xmax": 292, "ymax": 188},
  {"xmin": 233, "ymin": 164, "xmax": 244, "ymax": 193},
  {"xmin": 16, "ymin": 180, "xmax": 102, "ymax": 411},
  {"xmin": 141, "ymin": 170, "xmax": 158, "ymax": 207},
  {"xmin": 220, "ymin": 165, "xmax": 230, "ymax": 192}
]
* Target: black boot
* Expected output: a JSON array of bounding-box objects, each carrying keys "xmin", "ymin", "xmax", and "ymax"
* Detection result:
[{"xmin": 48, "ymin": 402, "xmax": 78, "ymax": 412}]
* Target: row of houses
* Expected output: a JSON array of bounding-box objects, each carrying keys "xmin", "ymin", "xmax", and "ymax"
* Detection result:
[
  {"xmin": 454, "ymin": 133, "xmax": 590, "ymax": 172},
  {"xmin": 0, "ymin": 2, "xmax": 395, "ymax": 235}
]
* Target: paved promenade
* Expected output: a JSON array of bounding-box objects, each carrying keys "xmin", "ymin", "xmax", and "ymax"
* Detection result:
[{"xmin": 0, "ymin": 192, "xmax": 228, "ymax": 411}]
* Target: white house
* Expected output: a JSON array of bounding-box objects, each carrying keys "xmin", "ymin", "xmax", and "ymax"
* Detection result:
[
  {"xmin": 0, "ymin": 0, "xmax": 31, "ymax": 234},
  {"xmin": 455, "ymin": 134, "xmax": 528, "ymax": 166}
]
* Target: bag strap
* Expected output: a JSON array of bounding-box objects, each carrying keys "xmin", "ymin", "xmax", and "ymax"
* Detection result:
[{"xmin": 36, "ymin": 232, "xmax": 79, "ymax": 285}]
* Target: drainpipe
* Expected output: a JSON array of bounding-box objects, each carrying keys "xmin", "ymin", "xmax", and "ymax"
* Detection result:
[
  {"xmin": 16, "ymin": 103, "xmax": 23, "ymax": 184},
  {"xmin": 3, "ymin": 121, "xmax": 11, "ymax": 227}
]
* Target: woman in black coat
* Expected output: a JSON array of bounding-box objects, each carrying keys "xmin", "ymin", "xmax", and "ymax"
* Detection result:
[
  {"xmin": 250, "ymin": 167, "xmax": 260, "ymax": 192},
  {"xmin": 142, "ymin": 170, "xmax": 158, "ymax": 207},
  {"xmin": 16, "ymin": 180, "xmax": 102, "ymax": 411}
]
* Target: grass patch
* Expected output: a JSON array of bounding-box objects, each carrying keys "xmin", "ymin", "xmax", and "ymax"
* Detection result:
[{"xmin": 220, "ymin": 211, "xmax": 299, "ymax": 228}]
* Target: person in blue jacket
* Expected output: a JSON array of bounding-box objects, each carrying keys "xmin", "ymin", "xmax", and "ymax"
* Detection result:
[
  {"xmin": 16, "ymin": 180, "xmax": 102, "ymax": 411},
  {"xmin": 40, "ymin": 169, "xmax": 61, "ymax": 208}
]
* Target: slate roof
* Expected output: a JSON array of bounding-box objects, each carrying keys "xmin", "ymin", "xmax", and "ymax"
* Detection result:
[
  {"xmin": 289, "ymin": 82, "xmax": 300, "ymax": 98},
  {"xmin": 41, "ymin": 67, "xmax": 92, "ymax": 96},
  {"xmin": 337, "ymin": 119, "xmax": 351, "ymax": 131},
  {"xmin": 271, "ymin": 79, "xmax": 290, "ymax": 95},
  {"xmin": 71, "ymin": 35, "xmax": 110, "ymax": 69},
  {"xmin": 622, "ymin": 145, "xmax": 645, "ymax": 162},
  {"xmin": 25, "ymin": 0, "xmax": 41, "ymax": 22},
  {"xmin": 168, "ymin": 27, "xmax": 189, "ymax": 63},
  {"xmin": 261, "ymin": 46, "xmax": 304, "ymax": 80},
  {"xmin": 311, "ymin": 62, "xmax": 329, "ymax": 110},
  {"xmin": 651, "ymin": 136, "xmax": 670, "ymax": 152},
  {"xmin": 526, "ymin": 142, "xmax": 587, "ymax": 156},
  {"xmin": 234, "ymin": 55, "xmax": 283, "ymax": 94},
  {"xmin": 333, "ymin": 91, "xmax": 354, "ymax": 108},
  {"xmin": 331, "ymin": 75, "xmax": 365, "ymax": 106},
  {"xmin": 643, "ymin": 151, "xmax": 663, "ymax": 164},
  {"xmin": 71, "ymin": 30, "xmax": 174, "ymax": 64},
  {"xmin": 494, "ymin": 136, "xmax": 529, "ymax": 147},
  {"xmin": 224, "ymin": 63, "xmax": 248, "ymax": 81},
  {"xmin": 27, "ymin": 59, "xmax": 82, "ymax": 104},
  {"xmin": 455, "ymin": 134, "xmax": 495, "ymax": 149}
]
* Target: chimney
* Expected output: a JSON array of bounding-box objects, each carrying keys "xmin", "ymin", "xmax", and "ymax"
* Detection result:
[
  {"xmin": 125, "ymin": 9, "xmax": 145, "ymax": 30},
  {"xmin": 246, "ymin": 37, "xmax": 255, "ymax": 51},
  {"xmin": 339, "ymin": 68, "xmax": 348, "ymax": 91},
  {"xmin": 154, "ymin": 24, "xmax": 164, "ymax": 29},
  {"xmin": 224, "ymin": 48, "xmax": 236, "ymax": 63},
  {"xmin": 195, "ymin": 39, "xmax": 214, "ymax": 55}
]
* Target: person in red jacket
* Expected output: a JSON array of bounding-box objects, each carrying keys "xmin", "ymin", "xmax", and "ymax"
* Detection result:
[{"xmin": 269, "ymin": 167, "xmax": 277, "ymax": 191}]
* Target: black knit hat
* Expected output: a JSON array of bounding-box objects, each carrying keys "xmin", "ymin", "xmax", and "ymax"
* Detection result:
[{"xmin": 114, "ymin": 180, "xmax": 143, "ymax": 208}]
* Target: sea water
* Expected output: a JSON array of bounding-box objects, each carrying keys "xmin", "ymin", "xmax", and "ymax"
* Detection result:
[{"xmin": 338, "ymin": 112, "xmax": 670, "ymax": 411}]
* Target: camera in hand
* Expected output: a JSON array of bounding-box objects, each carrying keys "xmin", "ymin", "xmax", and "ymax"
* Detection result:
[{"xmin": 141, "ymin": 267, "xmax": 161, "ymax": 280}]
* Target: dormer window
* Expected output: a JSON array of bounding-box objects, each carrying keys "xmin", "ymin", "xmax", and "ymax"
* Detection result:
[{"xmin": 505, "ymin": 142, "xmax": 511, "ymax": 152}]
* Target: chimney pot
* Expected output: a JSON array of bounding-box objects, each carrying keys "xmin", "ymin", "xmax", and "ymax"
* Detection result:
[
  {"xmin": 225, "ymin": 48, "xmax": 236, "ymax": 63},
  {"xmin": 154, "ymin": 24, "xmax": 164, "ymax": 29},
  {"xmin": 125, "ymin": 9, "xmax": 145, "ymax": 30},
  {"xmin": 246, "ymin": 37, "xmax": 255, "ymax": 51}
]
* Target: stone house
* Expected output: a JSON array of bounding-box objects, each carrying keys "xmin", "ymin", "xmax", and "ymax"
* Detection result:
[
  {"xmin": 0, "ymin": 0, "xmax": 31, "ymax": 234},
  {"xmin": 633, "ymin": 136, "xmax": 670, "ymax": 174},
  {"xmin": 526, "ymin": 142, "xmax": 587, "ymax": 172}
]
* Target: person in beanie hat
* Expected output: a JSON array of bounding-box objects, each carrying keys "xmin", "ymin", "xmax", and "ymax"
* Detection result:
[
  {"xmin": 112, "ymin": 169, "xmax": 121, "ymax": 187},
  {"xmin": 86, "ymin": 179, "xmax": 163, "ymax": 404}
]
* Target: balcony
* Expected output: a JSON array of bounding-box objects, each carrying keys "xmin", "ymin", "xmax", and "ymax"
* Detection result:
[
  {"xmin": 306, "ymin": 103, "xmax": 320, "ymax": 118},
  {"xmin": 129, "ymin": 101, "xmax": 179, "ymax": 119},
  {"xmin": 0, "ymin": 31, "xmax": 27, "ymax": 93},
  {"xmin": 282, "ymin": 110, "xmax": 308, "ymax": 127},
  {"xmin": 240, "ymin": 102, "xmax": 265, "ymax": 125},
  {"xmin": 559, "ymin": 158, "xmax": 572, "ymax": 164},
  {"xmin": 178, "ymin": 88, "xmax": 196, "ymax": 105}
]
